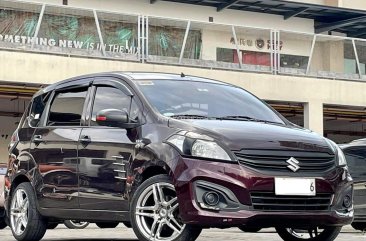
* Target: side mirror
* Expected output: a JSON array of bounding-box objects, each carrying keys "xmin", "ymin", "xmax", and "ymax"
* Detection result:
[
  {"xmin": 28, "ymin": 115, "xmax": 40, "ymax": 127},
  {"xmin": 96, "ymin": 109, "xmax": 129, "ymax": 128}
]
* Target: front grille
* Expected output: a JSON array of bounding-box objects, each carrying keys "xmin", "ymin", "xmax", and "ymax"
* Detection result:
[
  {"xmin": 251, "ymin": 192, "xmax": 332, "ymax": 211},
  {"xmin": 235, "ymin": 149, "xmax": 335, "ymax": 173}
]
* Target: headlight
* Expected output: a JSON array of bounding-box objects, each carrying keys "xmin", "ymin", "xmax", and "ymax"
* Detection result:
[
  {"xmin": 325, "ymin": 138, "xmax": 347, "ymax": 167},
  {"xmin": 167, "ymin": 131, "xmax": 232, "ymax": 161}
]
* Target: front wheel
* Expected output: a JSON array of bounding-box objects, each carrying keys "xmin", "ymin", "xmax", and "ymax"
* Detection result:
[
  {"xmin": 238, "ymin": 226, "xmax": 262, "ymax": 233},
  {"xmin": 64, "ymin": 220, "xmax": 90, "ymax": 229},
  {"xmin": 351, "ymin": 222, "xmax": 366, "ymax": 231},
  {"xmin": 9, "ymin": 182, "xmax": 47, "ymax": 241},
  {"xmin": 95, "ymin": 222, "xmax": 119, "ymax": 229},
  {"xmin": 276, "ymin": 227, "xmax": 342, "ymax": 241},
  {"xmin": 130, "ymin": 174, "xmax": 202, "ymax": 241}
]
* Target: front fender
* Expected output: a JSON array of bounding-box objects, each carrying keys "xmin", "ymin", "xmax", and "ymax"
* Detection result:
[{"xmin": 130, "ymin": 142, "xmax": 181, "ymax": 192}]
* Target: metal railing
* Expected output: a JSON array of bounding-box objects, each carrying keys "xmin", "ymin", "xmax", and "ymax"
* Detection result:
[{"xmin": 1, "ymin": 0, "xmax": 366, "ymax": 81}]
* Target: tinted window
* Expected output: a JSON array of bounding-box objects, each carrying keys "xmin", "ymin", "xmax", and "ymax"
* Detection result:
[
  {"xmin": 47, "ymin": 89, "xmax": 87, "ymax": 126},
  {"xmin": 91, "ymin": 87, "xmax": 139, "ymax": 126},
  {"xmin": 344, "ymin": 147, "xmax": 366, "ymax": 182},
  {"xmin": 29, "ymin": 93, "xmax": 49, "ymax": 127},
  {"xmin": 136, "ymin": 80, "xmax": 284, "ymax": 124}
]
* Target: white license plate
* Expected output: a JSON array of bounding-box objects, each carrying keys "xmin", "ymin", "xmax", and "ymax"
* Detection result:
[{"xmin": 275, "ymin": 178, "xmax": 316, "ymax": 196}]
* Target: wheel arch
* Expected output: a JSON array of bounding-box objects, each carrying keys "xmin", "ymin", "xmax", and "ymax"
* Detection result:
[{"xmin": 6, "ymin": 174, "xmax": 31, "ymax": 210}]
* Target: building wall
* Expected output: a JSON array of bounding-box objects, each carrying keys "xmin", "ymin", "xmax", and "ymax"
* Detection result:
[
  {"xmin": 288, "ymin": 0, "xmax": 325, "ymax": 5},
  {"xmin": 341, "ymin": 0, "xmax": 366, "ymax": 10},
  {"xmin": 2, "ymin": 50, "xmax": 366, "ymax": 135}
]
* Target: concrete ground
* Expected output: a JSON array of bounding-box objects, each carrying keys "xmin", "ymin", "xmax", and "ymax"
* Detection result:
[{"xmin": 0, "ymin": 224, "xmax": 365, "ymax": 241}]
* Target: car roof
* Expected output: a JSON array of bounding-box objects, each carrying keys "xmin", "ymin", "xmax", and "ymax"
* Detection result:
[{"xmin": 34, "ymin": 72, "xmax": 230, "ymax": 97}]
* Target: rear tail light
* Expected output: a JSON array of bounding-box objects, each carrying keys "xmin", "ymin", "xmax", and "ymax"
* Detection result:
[{"xmin": 8, "ymin": 130, "xmax": 19, "ymax": 151}]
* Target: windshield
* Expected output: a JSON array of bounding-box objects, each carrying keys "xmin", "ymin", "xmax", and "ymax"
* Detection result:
[{"xmin": 136, "ymin": 80, "xmax": 285, "ymax": 124}]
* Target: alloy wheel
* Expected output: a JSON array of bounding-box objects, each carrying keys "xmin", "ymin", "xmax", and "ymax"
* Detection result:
[
  {"xmin": 10, "ymin": 188, "xmax": 29, "ymax": 236},
  {"xmin": 135, "ymin": 182, "xmax": 186, "ymax": 241},
  {"xmin": 286, "ymin": 228, "xmax": 325, "ymax": 239},
  {"xmin": 68, "ymin": 220, "xmax": 89, "ymax": 228}
]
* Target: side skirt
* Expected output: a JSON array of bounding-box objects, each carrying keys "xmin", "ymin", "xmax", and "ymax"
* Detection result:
[{"xmin": 39, "ymin": 208, "xmax": 130, "ymax": 222}]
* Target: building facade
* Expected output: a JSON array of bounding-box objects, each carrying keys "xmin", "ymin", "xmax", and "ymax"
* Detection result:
[{"xmin": 0, "ymin": 0, "xmax": 366, "ymax": 161}]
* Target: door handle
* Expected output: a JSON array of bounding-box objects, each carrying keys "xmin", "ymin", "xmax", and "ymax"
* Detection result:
[
  {"xmin": 79, "ymin": 135, "xmax": 91, "ymax": 145},
  {"xmin": 33, "ymin": 135, "xmax": 43, "ymax": 144}
]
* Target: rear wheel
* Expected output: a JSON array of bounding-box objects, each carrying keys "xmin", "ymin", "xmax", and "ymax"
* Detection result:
[
  {"xmin": 130, "ymin": 174, "xmax": 202, "ymax": 241},
  {"xmin": 9, "ymin": 182, "xmax": 47, "ymax": 241},
  {"xmin": 47, "ymin": 223, "xmax": 58, "ymax": 229},
  {"xmin": 276, "ymin": 227, "xmax": 342, "ymax": 241},
  {"xmin": 0, "ymin": 208, "xmax": 7, "ymax": 229},
  {"xmin": 95, "ymin": 222, "xmax": 119, "ymax": 229},
  {"xmin": 238, "ymin": 226, "xmax": 262, "ymax": 233},
  {"xmin": 64, "ymin": 220, "xmax": 90, "ymax": 229},
  {"xmin": 0, "ymin": 220, "xmax": 6, "ymax": 229},
  {"xmin": 351, "ymin": 222, "xmax": 366, "ymax": 231}
]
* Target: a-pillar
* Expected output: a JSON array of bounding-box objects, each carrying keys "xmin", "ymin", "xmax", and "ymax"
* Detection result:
[{"xmin": 304, "ymin": 101, "xmax": 324, "ymax": 136}]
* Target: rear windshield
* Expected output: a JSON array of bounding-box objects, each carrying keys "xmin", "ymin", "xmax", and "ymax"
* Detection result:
[{"xmin": 136, "ymin": 80, "xmax": 284, "ymax": 124}]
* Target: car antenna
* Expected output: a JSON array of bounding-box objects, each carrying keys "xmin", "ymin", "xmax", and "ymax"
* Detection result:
[{"xmin": 181, "ymin": 72, "xmax": 186, "ymax": 78}]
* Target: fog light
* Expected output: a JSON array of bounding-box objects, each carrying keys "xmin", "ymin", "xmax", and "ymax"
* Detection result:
[
  {"xmin": 204, "ymin": 192, "xmax": 219, "ymax": 206},
  {"xmin": 343, "ymin": 195, "xmax": 352, "ymax": 208}
]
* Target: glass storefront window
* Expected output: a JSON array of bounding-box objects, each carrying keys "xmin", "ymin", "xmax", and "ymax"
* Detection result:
[
  {"xmin": 0, "ymin": 1, "xmax": 42, "ymax": 50},
  {"xmin": 309, "ymin": 35, "xmax": 358, "ymax": 79},
  {"xmin": 278, "ymin": 31, "xmax": 313, "ymax": 75},
  {"xmin": 280, "ymin": 54, "xmax": 309, "ymax": 70},
  {"xmin": 97, "ymin": 12, "xmax": 139, "ymax": 60},
  {"xmin": 354, "ymin": 40, "xmax": 366, "ymax": 78},
  {"xmin": 36, "ymin": 6, "xmax": 101, "ymax": 56},
  {"xmin": 148, "ymin": 17, "xmax": 201, "ymax": 63}
]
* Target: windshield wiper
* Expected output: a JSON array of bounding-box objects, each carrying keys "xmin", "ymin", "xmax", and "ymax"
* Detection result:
[
  {"xmin": 217, "ymin": 115, "xmax": 282, "ymax": 124},
  {"xmin": 168, "ymin": 114, "xmax": 213, "ymax": 120}
]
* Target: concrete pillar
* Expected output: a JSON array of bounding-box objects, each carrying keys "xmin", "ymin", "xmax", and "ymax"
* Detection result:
[
  {"xmin": 310, "ymin": 40, "xmax": 344, "ymax": 74},
  {"xmin": 304, "ymin": 101, "xmax": 324, "ymax": 135},
  {"xmin": 325, "ymin": 0, "xmax": 339, "ymax": 6},
  {"xmin": 322, "ymin": 40, "xmax": 344, "ymax": 73}
]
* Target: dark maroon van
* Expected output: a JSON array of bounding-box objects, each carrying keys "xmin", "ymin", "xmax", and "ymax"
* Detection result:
[{"xmin": 5, "ymin": 72, "xmax": 353, "ymax": 241}]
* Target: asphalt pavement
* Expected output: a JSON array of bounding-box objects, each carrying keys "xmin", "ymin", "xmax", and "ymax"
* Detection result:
[{"xmin": 0, "ymin": 224, "xmax": 365, "ymax": 241}]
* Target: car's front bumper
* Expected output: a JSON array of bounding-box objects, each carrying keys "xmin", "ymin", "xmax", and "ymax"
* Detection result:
[{"xmin": 174, "ymin": 157, "xmax": 354, "ymax": 228}]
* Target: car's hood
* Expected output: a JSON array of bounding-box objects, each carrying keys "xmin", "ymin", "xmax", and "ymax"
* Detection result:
[{"xmin": 168, "ymin": 119, "xmax": 332, "ymax": 153}]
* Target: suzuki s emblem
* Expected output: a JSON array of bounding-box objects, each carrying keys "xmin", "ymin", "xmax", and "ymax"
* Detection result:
[{"xmin": 286, "ymin": 157, "xmax": 300, "ymax": 172}]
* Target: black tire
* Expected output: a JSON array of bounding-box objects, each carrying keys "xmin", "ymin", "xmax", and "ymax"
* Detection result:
[
  {"xmin": 276, "ymin": 227, "xmax": 342, "ymax": 241},
  {"xmin": 0, "ymin": 208, "xmax": 7, "ymax": 229},
  {"xmin": 95, "ymin": 222, "xmax": 119, "ymax": 229},
  {"xmin": 47, "ymin": 223, "xmax": 58, "ymax": 229},
  {"xmin": 238, "ymin": 226, "xmax": 262, "ymax": 233},
  {"xmin": 9, "ymin": 182, "xmax": 47, "ymax": 241},
  {"xmin": 351, "ymin": 222, "xmax": 366, "ymax": 231},
  {"xmin": 130, "ymin": 174, "xmax": 202, "ymax": 241},
  {"xmin": 0, "ymin": 219, "xmax": 7, "ymax": 229},
  {"xmin": 64, "ymin": 220, "xmax": 89, "ymax": 229}
]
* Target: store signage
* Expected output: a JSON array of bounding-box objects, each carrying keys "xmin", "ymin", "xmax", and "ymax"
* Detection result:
[
  {"xmin": 230, "ymin": 37, "xmax": 283, "ymax": 50},
  {"xmin": 0, "ymin": 34, "xmax": 139, "ymax": 54}
]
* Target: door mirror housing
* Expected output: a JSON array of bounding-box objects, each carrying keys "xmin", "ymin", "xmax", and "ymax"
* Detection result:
[{"xmin": 96, "ymin": 109, "xmax": 130, "ymax": 128}]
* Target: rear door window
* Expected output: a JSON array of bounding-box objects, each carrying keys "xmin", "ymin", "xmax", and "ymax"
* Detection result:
[{"xmin": 47, "ymin": 88, "xmax": 88, "ymax": 126}]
